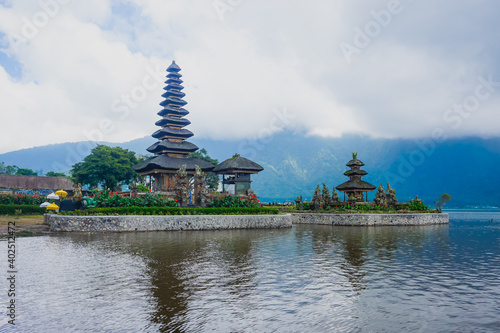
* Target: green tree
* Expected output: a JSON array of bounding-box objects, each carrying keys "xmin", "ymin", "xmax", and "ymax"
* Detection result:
[
  {"xmin": 15, "ymin": 168, "xmax": 38, "ymax": 176},
  {"xmin": 45, "ymin": 171, "xmax": 66, "ymax": 177},
  {"xmin": 0, "ymin": 162, "xmax": 18, "ymax": 175},
  {"xmin": 435, "ymin": 193, "xmax": 451, "ymax": 213},
  {"xmin": 71, "ymin": 145, "xmax": 138, "ymax": 190},
  {"xmin": 189, "ymin": 148, "xmax": 219, "ymax": 191}
]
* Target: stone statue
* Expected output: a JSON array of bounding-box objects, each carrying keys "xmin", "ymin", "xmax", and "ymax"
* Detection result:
[
  {"xmin": 73, "ymin": 183, "xmax": 83, "ymax": 201},
  {"xmin": 82, "ymin": 196, "xmax": 97, "ymax": 208},
  {"xmin": 374, "ymin": 182, "xmax": 386, "ymax": 206},
  {"xmin": 312, "ymin": 185, "xmax": 322, "ymax": 211},
  {"xmin": 194, "ymin": 165, "xmax": 208, "ymax": 207},
  {"xmin": 195, "ymin": 165, "xmax": 203, "ymax": 177},
  {"xmin": 295, "ymin": 195, "xmax": 304, "ymax": 210},
  {"xmin": 348, "ymin": 193, "xmax": 357, "ymax": 204},
  {"xmin": 322, "ymin": 183, "xmax": 331, "ymax": 208},
  {"xmin": 175, "ymin": 164, "xmax": 189, "ymax": 207},
  {"xmin": 386, "ymin": 183, "xmax": 398, "ymax": 207},
  {"xmin": 177, "ymin": 164, "xmax": 187, "ymax": 178},
  {"xmin": 331, "ymin": 189, "xmax": 340, "ymax": 203}
]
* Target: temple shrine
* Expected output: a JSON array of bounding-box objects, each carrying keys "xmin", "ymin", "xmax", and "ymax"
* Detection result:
[
  {"xmin": 134, "ymin": 61, "xmax": 214, "ymax": 193},
  {"xmin": 214, "ymin": 154, "xmax": 263, "ymax": 195},
  {"xmin": 134, "ymin": 61, "xmax": 264, "ymax": 204},
  {"xmin": 336, "ymin": 153, "xmax": 376, "ymax": 202}
]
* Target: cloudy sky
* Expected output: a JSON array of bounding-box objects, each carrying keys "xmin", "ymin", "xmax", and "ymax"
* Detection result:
[{"xmin": 0, "ymin": 0, "xmax": 499, "ymax": 154}]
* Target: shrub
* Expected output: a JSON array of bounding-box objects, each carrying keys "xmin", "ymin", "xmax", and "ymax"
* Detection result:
[
  {"xmin": 59, "ymin": 206, "xmax": 279, "ymax": 216},
  {"xmin": 0, "ymin": 204, "xmax": 46, "ymax": 215},
  {"xmin": 136, "ymin": 184, "xmax": 150, "ymax": 192},
  {"xmin": 208, "ymin": 195, "xmax": 258, "ymax": 208},
  {"xmin": 91, "ymin": 189, "xmax": 177, "ymax": 208},
  {"xmin": 0, "ymin": 194, "xmax": 46, "ymax": 206},
  {"xmin": 404, "ymin": 201, "xmax": 429, "ymax": 211}
]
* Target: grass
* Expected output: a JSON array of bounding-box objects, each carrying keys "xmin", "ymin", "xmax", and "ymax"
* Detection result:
[
  {"xmin": 0, "ymin": 215, "xmax": 44, "ymax": 226},
  {"xmin": 0, "ymin": 215, "xmax": 47, "ymax": 237}
]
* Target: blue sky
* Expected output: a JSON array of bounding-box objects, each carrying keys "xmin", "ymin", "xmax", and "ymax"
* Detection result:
[{"xmin": 1, "ymin": 0, "xmax": 500, "ymax": 154}]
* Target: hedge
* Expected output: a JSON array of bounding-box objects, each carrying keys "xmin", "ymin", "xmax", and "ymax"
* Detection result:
[
  {"xmin": 0, "ymin": 204, "xmax": 46, "ymax": 215},
  {"xmin": 59, "ymin": 206, "xmax": 280, "ymax": 216}
]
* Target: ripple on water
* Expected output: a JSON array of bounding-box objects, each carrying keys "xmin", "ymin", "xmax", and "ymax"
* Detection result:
[{"xmin": 1, "ymin": 214, "xmax": 499, "ymax": 332}]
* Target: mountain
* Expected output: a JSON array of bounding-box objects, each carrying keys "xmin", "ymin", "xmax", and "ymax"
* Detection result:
[{"xmin": 1, "ymin": 132, "xmax": 499, "ymax": 208}]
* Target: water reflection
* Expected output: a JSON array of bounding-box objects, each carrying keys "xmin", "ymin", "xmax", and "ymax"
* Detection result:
[
  {"xmin": 5, "ymin": 214, "xmax": 500, "ymax": 332},
  {"xmin": 296, "ymin": 224, "xmax": 451, "ymax": 294},
  {"xmin": 125, "ymin": 229, "xmax": 290, "ymax": 332}
]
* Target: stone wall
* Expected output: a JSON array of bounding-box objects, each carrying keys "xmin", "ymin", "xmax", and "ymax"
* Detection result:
[
  {"xmin": 47, "ymin": 214, "xmax": 292, "ymax": 232},
  {"xmin": 292, "ymin": 213, "xmax": 449, "ymax": 226}
]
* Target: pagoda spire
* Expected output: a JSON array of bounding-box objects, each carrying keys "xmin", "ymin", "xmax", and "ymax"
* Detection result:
[
  {"xmin": 147, "ymin": 61, "xmax": 198, "ymax": 157},
  {"xmin": 336, "ymin": 153, "xmax": 376, "ymax": 202}
]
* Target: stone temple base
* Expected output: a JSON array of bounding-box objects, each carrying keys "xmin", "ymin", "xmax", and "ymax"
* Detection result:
[
  {"xmin": 47, "ymin": 214, "xmax": 292, "ymax": 232},
  {"xmin": 291, "ymin": 213, "xmax": 449, "ymax": 226}
]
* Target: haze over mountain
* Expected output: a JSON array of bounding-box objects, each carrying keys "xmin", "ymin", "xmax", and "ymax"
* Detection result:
[
  {"xmin": 2, "ymin": 2, "xmax": 500, "ymax": 154},
  {"xmin": 1, "ymin": 131, "xmax": 499, "ymax": 208}
]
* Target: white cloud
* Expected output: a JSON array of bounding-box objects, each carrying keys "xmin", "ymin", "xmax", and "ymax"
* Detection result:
[{"xmin": 0, "ymin": 0, "xmax": 499, "ymax": 153}]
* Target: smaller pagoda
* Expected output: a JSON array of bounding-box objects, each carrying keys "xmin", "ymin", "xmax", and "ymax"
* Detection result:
[
  {"xmin": 336, "ymin": 153, "xmax": 376, "ymax": 202},
  {"xmin": 213, "ymin": 154, "xmax": 264, "ymax": 195}
]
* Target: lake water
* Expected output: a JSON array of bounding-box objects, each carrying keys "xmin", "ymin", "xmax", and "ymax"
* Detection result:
[{"xmin": 1, "ymin": 210, "xmax": 500, "ymax": 332}]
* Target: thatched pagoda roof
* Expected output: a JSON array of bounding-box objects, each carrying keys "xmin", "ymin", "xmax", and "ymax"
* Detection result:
[
  {"xmin": 336, "ymin": 180, "xmax": 376, "ymax": 191},
  {"xmin": 344, "ymin": 169, "xmax": 368, "ymax": 177},
  {"xmin": 133, "ymin": 155, "xmax": 215, "ymax": 174},
  {"xmin": 213, "ymin": 155, "xmax": 264, "ymax": 174},
  {"xmin": 0, "ymin": 175, "xmax": 73, "ymax": 191}
]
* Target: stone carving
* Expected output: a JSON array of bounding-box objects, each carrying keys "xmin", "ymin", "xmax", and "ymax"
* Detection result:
[
  {"xmin": 331, "ymin": 189, "xmax": 340, "ymax": 203},
  {"xmin": 175, "ymin": 165, "xmax": 189, "ymax": 207},
  {"xmin": 322, "ymin": 183, "xmax": 331, "ymax": 208},
  {"xmin": 348, "ymin": 193, "xmax": 357, "ymax": 204},
  {"xmin": 295, "ymin": 195, "xmax": 303, "ymax": 210},
  {"xmin": 386, "ymin": 183, "xmax": 398, "ymax": 207},
  {"xmin": 374, "ymin": 182, "xmax": 386, "ymax": 206},
  {"xmin": 312, "ymin": 185, "xmax": 322, "ymax": 211},
  {"xmin": 194, "ymin": 165, "xmax": 208, "ymax": 207}
]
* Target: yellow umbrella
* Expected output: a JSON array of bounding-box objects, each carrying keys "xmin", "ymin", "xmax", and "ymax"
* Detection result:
[
  {"xmin": 47, "ymin": 202, "xmax": 59, "ymax": 211},
  {"xmin": 55, "ymin": 189, "xmax": 68, "ymax": 198}
]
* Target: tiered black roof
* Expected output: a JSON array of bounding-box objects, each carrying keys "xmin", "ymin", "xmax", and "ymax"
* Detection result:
[
  {"xmin": 134, "ymin": 155, "xmax": 215, "ymax": 173},
  {"xmin": 152, "ymin": 127, "xmax": 194, "ymax": 139},
  {"xmin": 135, "ymin": 61, "xmax": 215, "ymax": 174},
  {"xmin": 336, "ymin": 153, "xmax": 376, "ymax": 192},
  {"xmin": 145, "ymin": 61, "xmax": 198, "ymax": 156},
  {"xmin": 214, "ymin": 155, "xmax": 264, "ymax": 174}
]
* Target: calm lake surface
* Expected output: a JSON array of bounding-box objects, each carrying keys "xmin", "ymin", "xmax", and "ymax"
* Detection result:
[{"xmin": 1, "ymin": 210, "xmax": 500, "ymax": 332}]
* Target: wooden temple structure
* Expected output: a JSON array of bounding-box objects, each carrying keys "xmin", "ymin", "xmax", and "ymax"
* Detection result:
[
  {"xmin": 213, "ymin": 154, "xmax": 263, "ymax": 195},
  {"xmin": 133, "ymin": 61, "xmax": 214, "ymax": 193},
  {"xmin": 336, "ymin": 153, "xmax": 376, "ymax": 202}
]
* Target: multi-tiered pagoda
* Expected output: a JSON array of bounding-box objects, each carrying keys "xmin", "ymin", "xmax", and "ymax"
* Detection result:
[
  {"xmin": 134, "ymin": 61, "xmax": 214, "ymax": 192},
  {"xmin": 336, "ymin": 153, "xmax": 376, "ymax": 202}
]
